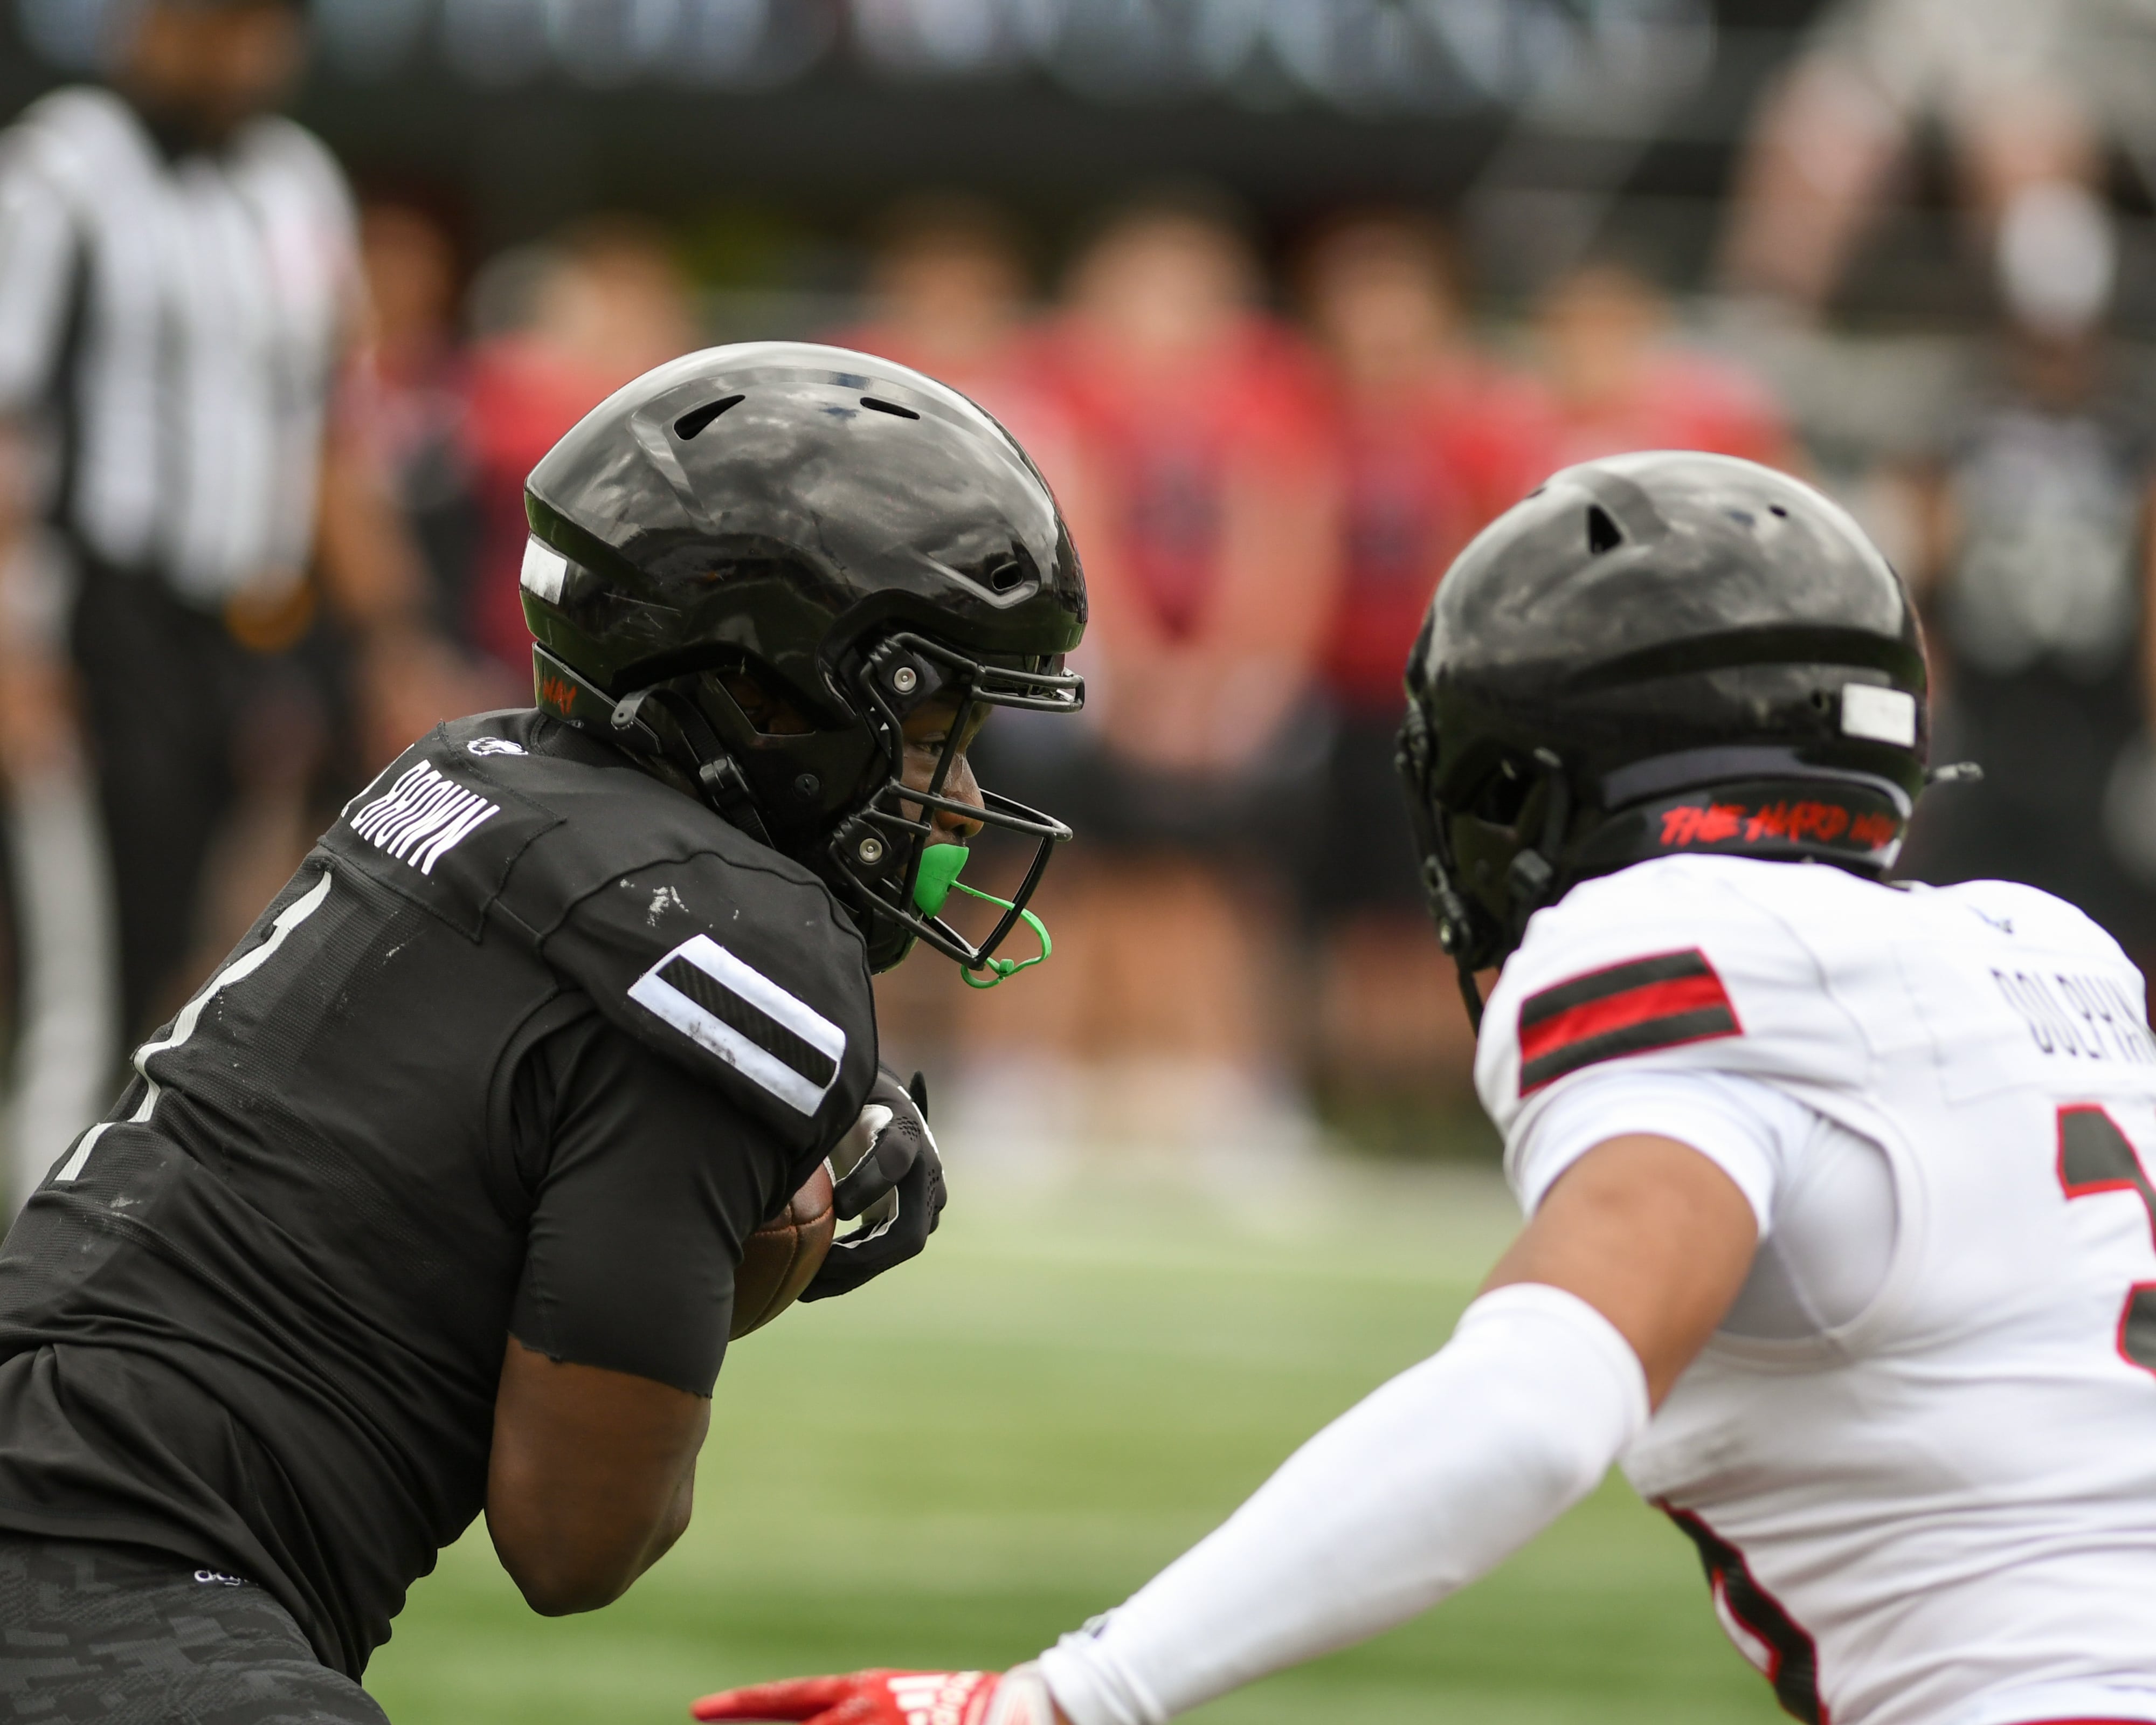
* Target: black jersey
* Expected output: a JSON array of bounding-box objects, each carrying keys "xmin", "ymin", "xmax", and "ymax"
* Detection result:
[{"xmin": 0, "ymin": 710, "xmax": 878, "ymax": 1678}]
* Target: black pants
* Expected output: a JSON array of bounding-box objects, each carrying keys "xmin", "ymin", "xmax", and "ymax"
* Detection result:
[
  {"xmin": 71, "ymin": 560, "xmax": 258, "ymax": 1045},
  {"xmin": 0, "ymin": 1534, "xmax": 385, "ymax": 1722}
]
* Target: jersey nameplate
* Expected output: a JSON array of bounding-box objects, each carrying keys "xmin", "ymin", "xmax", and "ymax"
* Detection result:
[
  {"xmin": 349, "ymin": 762, "xmax": 501, "ymax": 875},
  {"xmin": 1991, "ymin": 967, "xmax": 2156, "ymax": 1067},
  {"xmin": 628, "ymin": 933, "xmax": 847, "ymax": 1117},
  {"xmin": 1519, "ymin": 947, "xmax": 1742, "ymax": 1095}
]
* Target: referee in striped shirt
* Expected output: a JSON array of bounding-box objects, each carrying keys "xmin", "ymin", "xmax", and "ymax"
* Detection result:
[{"xmin": 0, "ymin": 0, "xmax": 432, "ymax": 1200}]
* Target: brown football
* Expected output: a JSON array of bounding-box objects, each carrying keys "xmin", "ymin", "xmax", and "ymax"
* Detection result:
[{"xmin": 730, "ymin": 1162, "xmax": 835, "ymax": 1339}]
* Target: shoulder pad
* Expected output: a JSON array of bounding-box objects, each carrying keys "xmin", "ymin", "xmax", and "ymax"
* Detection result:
[
  {"xmin": 322, "ymin": 715, "xmax": 568, "ymax": 940},
  {"xmin": 1924, "ymin": 877, "xmax": 2134, "ymax": 964},
  {"xmin": 535, "ymin": 848, "xmax": 877, "ymax": 1154},
  {"xmin": 1478, "ymin": 855, "xmax": 1870, "ymax": 1134},
  {"xmin": 328, "ymin": 712, "xmax": 877, "ymax": 1153}
]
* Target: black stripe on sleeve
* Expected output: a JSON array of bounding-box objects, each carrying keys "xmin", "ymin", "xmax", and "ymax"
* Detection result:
[
  {"xmin": 657, "ymin": 957, "xmax": 837, "ymax": 1088},
  {"xmin": 1519, "ymin": 948, "xmax": 1716, "ymax": 1030}
]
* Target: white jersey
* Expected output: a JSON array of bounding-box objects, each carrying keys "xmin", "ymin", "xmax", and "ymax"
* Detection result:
[{"xmin": 1480, "ymin": 854, "xmax": 2156, "ymax": 1725}]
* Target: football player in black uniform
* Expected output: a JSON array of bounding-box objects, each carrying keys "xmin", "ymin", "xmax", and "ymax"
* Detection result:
[{"xmin": 0, "ymin": 344, "xmax": 1086, "ymax": 1723}]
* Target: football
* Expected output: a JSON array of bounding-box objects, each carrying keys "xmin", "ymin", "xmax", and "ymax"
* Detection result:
[{"xmin": 729, "ymin": 1162, "xmax": 835, "ymax": 1338}]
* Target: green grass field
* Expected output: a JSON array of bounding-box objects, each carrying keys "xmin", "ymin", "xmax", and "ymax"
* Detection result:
[{"xmin": 365, "ymin": 1161, "xmax": 1784, "ymax": 1725}]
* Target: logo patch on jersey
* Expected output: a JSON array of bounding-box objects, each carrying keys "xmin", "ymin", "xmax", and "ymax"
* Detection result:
[
  {"xmin": 466, "ymin": 737, "xmax": 527, "ymax": 757},
  {"xmin": 628, "ymin": 933, "xmax": 846, "ymax": 1116},
  {"xmin": 348, "ymin": 762, "xmax": 501, "ymax": 875},
  {"xmin": 1518, "ymin": 947, "xmax": 1740, "ymax": 1094}
]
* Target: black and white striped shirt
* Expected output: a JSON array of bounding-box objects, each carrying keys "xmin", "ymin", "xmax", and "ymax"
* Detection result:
[{"xmin": 0, "ymin": 86, "xmax": 357, "ymax": 603}]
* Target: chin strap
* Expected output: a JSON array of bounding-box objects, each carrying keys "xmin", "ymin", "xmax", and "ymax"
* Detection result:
[
  {"xmin": 1415, "ymin": 844, "xmax": 1486, "ymax": 1033},
  {"xmin": 1404, "ymin": 741, "xmax": 1578, "ymax": 1039},
  {"xmin": 535, "ymin": 646, "xmax": 776, "ymax": 848},
  {"xmin": 1451, "ymin": 954, "xmax": 1485, "ymax": 1035},
  {"xmin": 1461, "ymin": 750, "xmax": 1576, "ymax": 1033},
  {"xmin": 610, "ymin": 686, "xmax": 777, "ymax": 850},
  {"xmin": 1398, "ymin": 704, "xmax": 1491, "ymax": 1033}
]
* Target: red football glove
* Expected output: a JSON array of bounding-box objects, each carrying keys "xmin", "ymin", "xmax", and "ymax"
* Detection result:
[{"xmin": 692, "ymin": 1666, "xmax": 1058, "ymax": 1725}]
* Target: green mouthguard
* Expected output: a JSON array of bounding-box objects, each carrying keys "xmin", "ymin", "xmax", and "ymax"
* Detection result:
[
  {"xmin": 911, "ymin": 842, "xmax": 1053, "ymax": 989},
  {"xmin": 913, "ymin": 842, "xmax": 970, "ymax": 917}
]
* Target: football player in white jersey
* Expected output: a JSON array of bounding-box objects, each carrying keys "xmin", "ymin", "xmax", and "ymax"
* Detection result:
[{"xmin": 692, "ymin": 452, "xmax": 2156, "ymax": 1725}]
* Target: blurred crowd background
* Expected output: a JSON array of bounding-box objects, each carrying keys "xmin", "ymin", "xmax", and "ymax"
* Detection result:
[{"xmin": 9, "ymin": 0, "xmax": 2156, "ymax": 1192}]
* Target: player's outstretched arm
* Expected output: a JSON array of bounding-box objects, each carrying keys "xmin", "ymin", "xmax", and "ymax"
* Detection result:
[
  {"xmin": 693, "ymin": 1132, "xmax": 1756, "ymax": 1725},
  {"xmin": 487, "ymin": 1340, "xmax": 711, "ymax": 1616}
]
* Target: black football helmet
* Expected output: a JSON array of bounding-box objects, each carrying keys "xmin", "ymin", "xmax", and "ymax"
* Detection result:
[
  {"xmin": 1398, "ymin": 451, "xmax": 1943, "ymax": 1026},
  {"xmin": 521, "ymin": 341, "xmax": 1086, "ymax": 974}
]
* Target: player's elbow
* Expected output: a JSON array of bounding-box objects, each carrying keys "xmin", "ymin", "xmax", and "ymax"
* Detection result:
[
  {"xmin": 488, "ymin": 1479, "xmax": 694, "ymax": 1617},
  {"xmin": 501, "ymin": 1548, "xmax": 639, "ymax": 1617},
  {"xmin": 486, "ymin": 1341, "xmax": 710, "ymax": 1616}
]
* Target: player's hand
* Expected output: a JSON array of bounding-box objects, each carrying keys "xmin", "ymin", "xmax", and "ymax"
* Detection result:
[
  {"xmin": 801, "ymin": 1070, "xmax": 945, "ymax": 1302},
  {"xmin": 692, "ymin": 1666, "xmax": 1058, "ymax": 1725}
]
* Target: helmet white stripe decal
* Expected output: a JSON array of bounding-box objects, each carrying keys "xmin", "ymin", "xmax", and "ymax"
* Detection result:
[
  {"xmin": 520, "ymin": 537, "xmax": 568, "ymax": 603},
  {"xmin": 1841, "ymin": 684, "xmax": 1917, "ymax": 746}
]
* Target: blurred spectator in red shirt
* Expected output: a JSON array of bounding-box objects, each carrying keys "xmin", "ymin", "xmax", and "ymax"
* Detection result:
[
  {"xmin": 1533, "ymin": 259, "xmax": 1796, "ymax": 470},
  {"xmin": 950, "ymin": 192, "xmax": 1340, "ymax": 1162},
  {"xmin": 1304, "ymin": 212, "xmax": 1545, "ymax": 722},
  {"xmin": 1047, "ymin": 196, "xmax": 1338, "ymax": 781},
  {"xmin": 831, "ymin": 192, "xmax": 1079, "ymax": 494},
  {"xmin": 462, "ymin": 217, "xmax": 697, "ymax": 679},
  {"xmin": 354, "ymin": 195, "xmax": 485, "ymax": 669},
  {"xmin": 1297, "ymin": 211, "xmax": 1546, "ymax": 1126}
]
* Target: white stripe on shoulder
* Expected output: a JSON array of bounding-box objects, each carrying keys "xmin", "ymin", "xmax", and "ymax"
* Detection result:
[{"xmin": 627, "ymin": 933, "xmax": 847, "ymax": 1117}]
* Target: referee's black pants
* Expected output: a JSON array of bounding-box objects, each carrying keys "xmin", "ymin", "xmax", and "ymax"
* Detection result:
[{"xmin": 70, "ymin": 557, "xmax": 260, "ymax": 1047}]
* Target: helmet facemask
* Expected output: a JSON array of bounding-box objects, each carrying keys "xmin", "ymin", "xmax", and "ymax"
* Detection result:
[
  {"xmin": 821, "ymin": 630, "xmax": 1081, "ymax": 976},
  {"xmin": 534, "ymin": 629, "xmax": 1082, "ymax": 977}
]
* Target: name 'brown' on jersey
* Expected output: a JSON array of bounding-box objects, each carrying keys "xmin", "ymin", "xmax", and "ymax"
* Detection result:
[{"xmin": 0, "ymin": 710, "xmax": 878, "ymax": 1677}]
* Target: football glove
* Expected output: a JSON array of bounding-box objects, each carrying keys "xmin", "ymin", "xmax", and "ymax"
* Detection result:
[
  {"xmin": 692, "ymin": 1666, "xmax": 1056, "ymax": 1725},
  {"xmin": 801, "ymin": 1068, "xmax": 945, "ymax": 1302}
]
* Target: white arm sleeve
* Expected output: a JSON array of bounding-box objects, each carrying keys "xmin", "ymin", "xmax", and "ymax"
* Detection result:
[{"xmin": 1037, "ymin": 1283, "xmax": 1649, "ymax": 1725}]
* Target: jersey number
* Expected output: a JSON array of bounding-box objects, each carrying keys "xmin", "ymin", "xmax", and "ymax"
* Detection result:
[
  {"xmin": 2056, "ymin": 1104, "xmax": 2156, "ymax": 1375},
  {"xmin": 1663, "ymin": 1506, "xmax": 1825, "ymax": 1725},
  {"xmin": 51, "ymin": 872, "xmax": 332, "ymax": 1185}
]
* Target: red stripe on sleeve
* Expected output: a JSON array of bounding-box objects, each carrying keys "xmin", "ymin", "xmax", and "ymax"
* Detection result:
[{"xmin": 1518, "ymin": 971, "xmax": 1735, "ymax": 1070}]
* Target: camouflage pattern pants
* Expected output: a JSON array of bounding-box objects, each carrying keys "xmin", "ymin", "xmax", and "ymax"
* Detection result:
[{"xmin": 0, "ymin": 1535, "xmax": 386, "ymax": 1722}]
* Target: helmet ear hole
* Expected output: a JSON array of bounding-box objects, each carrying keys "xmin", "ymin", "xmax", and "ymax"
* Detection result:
[
  {"xmin": 1468, "ymin": 758, "xmax": 1533, "ymax": 827},
  {"xmin": 1587, "ymin": 504, "xmax": 1624, "ymax": 555}
]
